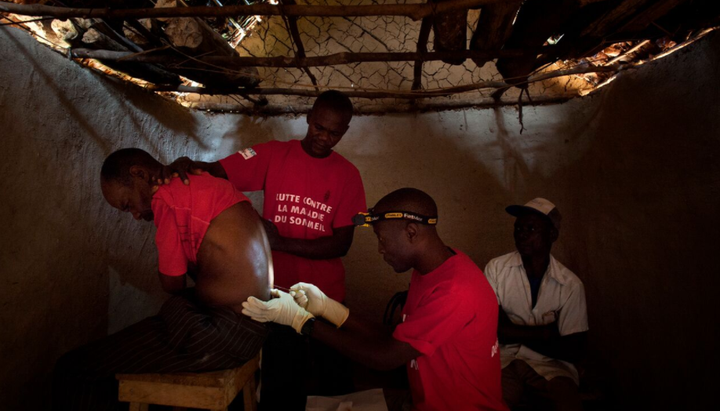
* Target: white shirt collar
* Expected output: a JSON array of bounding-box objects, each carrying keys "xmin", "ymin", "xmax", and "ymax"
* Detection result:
[{"xmin": 507, "ymin": 251, "xmax": 570, "ymax": 286}]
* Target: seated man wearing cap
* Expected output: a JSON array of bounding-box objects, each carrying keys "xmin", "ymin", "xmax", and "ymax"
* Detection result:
[
  {"xmin": 242, "ymin": 188, "xmax": 508, "ymax": 411},
  {"xmin": 484, "ymin": 198, "xmax": 589, "ymax": 411}
]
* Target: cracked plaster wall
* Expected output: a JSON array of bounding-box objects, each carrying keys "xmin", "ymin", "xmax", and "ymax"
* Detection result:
[{"xmin": 1, "ymin": 25, "xmax": 718, "ymax": 411}]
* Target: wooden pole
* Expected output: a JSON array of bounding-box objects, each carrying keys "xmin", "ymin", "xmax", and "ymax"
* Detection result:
[
  {"xmin": 412, "ymin": 17, "xmax": 433, "ymax": 91},
  {"xmin": 145, "ymin": 62, "xmax": 632, "ymax": 98},
  {"xmin": 70, "ymin": 47, "xmax": 554, "ymax": 67},
  {"xmin": 280, "ymin": 0, "xmax": 318, "ymax": 88},
  {"xmin": 582, "ymin": 0, "xmax": 653, "ymax": 37},
  {"xmin": 186, "ymin": 94, "xmax": 577, "ymax": 114},
  {"xmin": 0, "ymin": 0, "xmax": 496, "ymax": 22},
  {"xmin": 616, "ymin": 0, "xmax": 688, "ymax": 34}
]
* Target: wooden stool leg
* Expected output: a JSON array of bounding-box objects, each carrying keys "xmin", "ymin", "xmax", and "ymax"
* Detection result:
[
  {"xmin": 128, "ymin": 403, "xmax": 149, "ymax": 411},
  {"xmin": 243, "ymin": 374, "xmax": 258, "ymax": 411}
]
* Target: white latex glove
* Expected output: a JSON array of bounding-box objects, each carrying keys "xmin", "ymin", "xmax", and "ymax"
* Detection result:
[
  {"xmin": 290, "ymin": 282, "xmax": 349, "ymax": 328},
  {"xmin": 242, "ymin": 289, "xmax": 314, "ymax": 334}
]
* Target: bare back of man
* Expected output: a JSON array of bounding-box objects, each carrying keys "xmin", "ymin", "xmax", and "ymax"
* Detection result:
[{"xmin": 197, "ymin": 200, "xmax": 272, "ymax": 312}]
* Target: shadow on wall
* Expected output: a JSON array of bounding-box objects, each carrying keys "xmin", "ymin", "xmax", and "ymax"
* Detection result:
[
  {"xmin": 548, "ymin": 32, "xmax": 720, "ymax": 411},
  {"xmin": 93, "ymin": 73, "xmax": 207, "ymax": 156},
  {"xmin": 0, "ymin": 26, "xmax": 212, "ymax": 411},
  {"xmin": 0, "ymin": 27, "xmax": 118, "ymax": 411},
  {"xmin": 224, "ymin": 114, "xmax": 295, "ymax": 148},
  {"xmin": 2, "ymin": 30, "xmax": 112, "ymax": 155}
]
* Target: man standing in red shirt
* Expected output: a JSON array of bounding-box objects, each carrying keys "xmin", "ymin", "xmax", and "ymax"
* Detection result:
[
  {"xmin": 243, "ymin": 188, "xmax": 508, "ymax": 411},
  {"xmin": 160, "ymin": 91, "xmax": 366, "ymax": 409},
  {"xmin": 52, "ymin": 148, "xmax": 271, "ymax": 410}
]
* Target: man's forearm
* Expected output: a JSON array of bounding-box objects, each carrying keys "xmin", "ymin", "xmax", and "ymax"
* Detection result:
[
  {"xmin": 339, "ymin": 313, "xmax": 395, "ymax": 342},
  {"xmin": 498, "ymin": 306, "xmax": 558, "ymax": 346},
  {"xmin": 312, "ymin": 318, "xmax": 416, "ymax": 371},
  {"xmin": 501, "ymin": 322, "xmax": 587, "ymax": 362},
  {"xmin": 498, "ymin": 308, "xmax": 563, "ymax": 359},
  {"xmin": 499, "ymin": 321, "xmax": 558, "ymax": 346}
]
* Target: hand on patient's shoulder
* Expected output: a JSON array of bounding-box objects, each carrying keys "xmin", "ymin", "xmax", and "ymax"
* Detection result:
[{"xmin": 155, "ymin": 157, "xmax": 205, "ymax": 186}]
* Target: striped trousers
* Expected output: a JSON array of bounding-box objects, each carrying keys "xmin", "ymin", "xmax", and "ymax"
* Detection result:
[{"xmin": 52, "ymin": 291, "xmax": 268, "ymax": 411}]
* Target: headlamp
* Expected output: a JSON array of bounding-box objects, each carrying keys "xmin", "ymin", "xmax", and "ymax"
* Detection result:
[{"xmin": 352, "ymin": 209, "xmax": 438, "ymax": 227}]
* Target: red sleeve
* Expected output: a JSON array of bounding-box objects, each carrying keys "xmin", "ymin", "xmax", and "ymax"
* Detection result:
[
  {"xmin": 393, "ymin": 283, "xmax": 475, "ymax": 356},
  {"xmin": 332, "ymin": 165, "xmax": 366, "ymax": 228},
  {"xmin": 219, "ymin": 141, "xmax": 276, "ymax": 192},
  {"xmin": 153, "ymin": 197, "xmax": 187, "ymax": 277}
]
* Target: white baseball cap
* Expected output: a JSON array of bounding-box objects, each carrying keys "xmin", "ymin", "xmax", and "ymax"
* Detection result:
[{"xmin": 506, "ymin": 198, "xmax": 562, "ymax": 230}]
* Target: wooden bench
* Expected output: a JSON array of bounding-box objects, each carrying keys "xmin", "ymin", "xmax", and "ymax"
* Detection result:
[{"xmin": 117, "ymin": 353, "xmax": 260, "ymax": 411}]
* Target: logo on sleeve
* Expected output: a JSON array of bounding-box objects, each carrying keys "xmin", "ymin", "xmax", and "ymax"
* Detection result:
[{"xmin": 239, "ymin": 148, "xmax": 257, "ymax": 160}]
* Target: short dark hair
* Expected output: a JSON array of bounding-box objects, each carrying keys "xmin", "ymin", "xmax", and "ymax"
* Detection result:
[
  {"xmin": 101, "ymin": 148, "xmax": 159, "ymax": 185},
  {"xmin": 374, "ymin": 188, "xmax": 438, "ymax": 218},
  {"xmin": 313, "ymin": 90, "xmax": 353, "ymax": 119}
]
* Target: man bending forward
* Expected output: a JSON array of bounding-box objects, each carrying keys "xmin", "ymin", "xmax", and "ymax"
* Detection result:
[{"xmin": 52, "ymin": 148, "xmax": 271, "ymax": 410}]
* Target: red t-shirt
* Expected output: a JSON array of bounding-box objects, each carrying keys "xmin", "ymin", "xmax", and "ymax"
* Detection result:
[
  {"xmin": 219, "ymin": 140, "xmax": 366, "ymax": 301},
  {"xmin": 393, "ymin": 250, "xmax": 508, "ymax": 411},
  {"xmin": 152, "ymin": 173, "xmax": 250, "ymax": 276}
]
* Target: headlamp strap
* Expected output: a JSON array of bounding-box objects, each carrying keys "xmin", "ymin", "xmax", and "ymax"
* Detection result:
[{"xmin": 352, "ymin": 211, "xmax": 438, "ymax": 227}]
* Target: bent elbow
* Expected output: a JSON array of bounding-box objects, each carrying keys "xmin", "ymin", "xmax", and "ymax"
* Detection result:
[{"xmin": 336, "ymin": 240, "xmax": 354, "ymax": 258}]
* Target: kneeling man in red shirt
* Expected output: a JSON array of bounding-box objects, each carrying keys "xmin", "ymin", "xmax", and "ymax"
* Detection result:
[{"xmin": 243, "ymin": 188, "xmax": 508, "ymax": 411}]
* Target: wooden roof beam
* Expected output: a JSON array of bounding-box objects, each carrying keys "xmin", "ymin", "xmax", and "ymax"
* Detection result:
[
  {"xmin": 70, "ymin": 47, "xmax": 555, "ymax": 68},
  {"xmin": 0, "ymin": 0, "xmax": 497, "ymax": 22},
  {"xmin": 582, "ymin": 0, "xmax": 658, "ymax": 37},
  {"xmin": 279, "ymin": 0, "xmax": 317, "ymax": 88},
  {"xmin": 412, "ymin": 17, "xmax": 433, "ymax": 91},
  {"xmin": 145, "ymin": 62, "xmax": 630, "ymax": 98},
  {"xmin": 565, "ymin": 0, "xmax": 689, "ymax": 60},
  {"xmin": 620, "ymin": 0, "xmax": 691, "ymax": 34}
]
